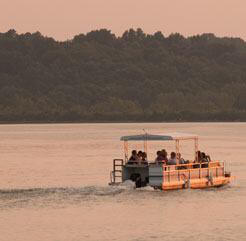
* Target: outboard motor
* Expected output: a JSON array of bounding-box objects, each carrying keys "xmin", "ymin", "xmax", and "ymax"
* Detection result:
[{"xmin": 130, "ymin": 173, "xmax": 142, "ymax": 188}]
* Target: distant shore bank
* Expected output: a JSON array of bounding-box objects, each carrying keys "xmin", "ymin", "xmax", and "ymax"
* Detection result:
[
  {"xmin": 0, "ymin": 119, "xmax": 245, "ymax": 125},
  {"xmin": 1, "ymin": 29, "xmax": 246, "ymax": 125}
]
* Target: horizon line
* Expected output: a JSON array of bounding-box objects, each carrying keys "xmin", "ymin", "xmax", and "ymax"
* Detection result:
[{"xmin": 1, "ymin": 28, "xmax": 245, "ymax": 42}]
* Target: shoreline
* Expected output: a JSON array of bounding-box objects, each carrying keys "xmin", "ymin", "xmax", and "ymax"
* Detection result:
[{"xmin": 0, "ymin": 120, "xmax": 245, "ymax": 125}]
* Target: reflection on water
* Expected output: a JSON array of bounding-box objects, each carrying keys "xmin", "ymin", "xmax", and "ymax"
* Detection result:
[{"xmin": 0, "ymin": 123, "xmax": 246, "ymax": 241}]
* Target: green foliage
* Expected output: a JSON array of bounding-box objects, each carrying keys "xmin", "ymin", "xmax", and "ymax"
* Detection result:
[{"xmin": 0, "ymin": 28, "xmax": 246, "ymax": 122}]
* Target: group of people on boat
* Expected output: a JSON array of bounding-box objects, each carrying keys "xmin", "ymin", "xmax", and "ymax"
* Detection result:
[
  {"xmin": 127, "ymin": 149, "xmax": 211, "ymax": 168},
  {"xmin": 193, "ymin": 151, "xmax": 211, "ymax": 168},
  {"xmin": 128, "ymin": 150, "xmax": 148, "ymax": 164},
  {"xmin": 196, "ymin": 151, "xmax": 211, "ymax": 163},
  {"xmin": 155, "ymin": 149, "xmax": 183, "ymax": 165}
]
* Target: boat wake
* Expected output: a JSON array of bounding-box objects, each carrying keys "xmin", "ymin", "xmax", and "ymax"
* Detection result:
[
  {"xmin": 0, "ymin": 181, "xmax": 240, "ymax": 210},
  {"xmin": 0, "ymin": 184, "xmax": 137, "ymax": 210}
]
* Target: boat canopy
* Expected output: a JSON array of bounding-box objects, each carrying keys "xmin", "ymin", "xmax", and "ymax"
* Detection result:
[{"xmin": 120, "ymin": 132, "xmax": 198, "ymax": 141}]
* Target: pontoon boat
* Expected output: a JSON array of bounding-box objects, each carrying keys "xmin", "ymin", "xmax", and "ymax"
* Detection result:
[{"xmin": 109, "ymin": 133, "xmax": 233, "ymax": 190}]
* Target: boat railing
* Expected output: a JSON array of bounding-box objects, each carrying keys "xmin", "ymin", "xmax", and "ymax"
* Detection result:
[
  {"xmin": 163, "ymin": 161, "xmax": 225, "ymax": 183},
  {"xmin": 163, "ymin": 161, "xmax": 223, "ymax": 169}
]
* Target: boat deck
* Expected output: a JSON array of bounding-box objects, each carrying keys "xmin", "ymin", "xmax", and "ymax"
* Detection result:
[{"xmin": 110, "ymin": 160, "xmax": 232, "ymax": 190}]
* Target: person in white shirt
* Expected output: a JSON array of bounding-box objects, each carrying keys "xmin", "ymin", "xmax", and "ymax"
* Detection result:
[{"xmin": 167, "ymin": 152, "xmax": 177, "ymax": 165}]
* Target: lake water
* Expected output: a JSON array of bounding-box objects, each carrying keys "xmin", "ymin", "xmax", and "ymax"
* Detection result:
[{"xmin": 0, "ymin": 123, "xmax": 245, "ymax": 241}]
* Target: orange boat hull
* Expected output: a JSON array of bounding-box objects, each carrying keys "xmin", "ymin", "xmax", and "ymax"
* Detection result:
[{"xmin": 162, "ymin": 176, "xmax": 233, "ymax": 190}]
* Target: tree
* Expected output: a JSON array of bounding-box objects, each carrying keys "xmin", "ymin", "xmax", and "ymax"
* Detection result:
[{"xmin": 0, "ymin": 28, "xmax": 246, "ymax": 122}]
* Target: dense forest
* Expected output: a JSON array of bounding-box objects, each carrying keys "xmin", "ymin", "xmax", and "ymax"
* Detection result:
[{"xmin": 0, "ymin": 28, "xmax": 246, "ymax": 123}]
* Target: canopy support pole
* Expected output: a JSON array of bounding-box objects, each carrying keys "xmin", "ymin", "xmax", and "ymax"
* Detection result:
[
  {"xmin": 124, "ymin": 141, "xmax": 128, "ymax": 163},
  {"xmin": 175, "ymin": 140, "xmax": 180, "ymax": 162},
  {"xmin": 144, "ymin": 133, "xmax": 147, "ymax": 156},
  {"xmin": 195, "ymin": 137, "xmax": 198, "ymax": 161}
]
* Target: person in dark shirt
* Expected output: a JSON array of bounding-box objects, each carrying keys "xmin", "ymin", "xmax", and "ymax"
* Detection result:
[
  {"xmin": 137, "ymin": 151, "xmax": 143, "ymax": 161},
  {"xmin": 161, "ymin": 149, "xmax": 168, "ymax": 164},
  {"xmin": 128, "ymin": 150, "xmax": 138, "ymax": 164},
  {"xmin": 155, "ymin": 151, "xmax": 162, "ymax": 164},
  {"xmin": 201, "ymin": 152, "xmax": 209, "ymax": 168},
  {"xmin": 155, "ymin": 150, "xmax": 167, "ymax": 165}
]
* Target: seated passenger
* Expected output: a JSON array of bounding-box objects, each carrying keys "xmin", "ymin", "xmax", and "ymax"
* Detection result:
[
  {"xmin": 193, "ymin": 151, "xmax": 202, "ymax": 168},
  {"xmin": 161, "ymin": 149, "xmax": 168, "ymax": 163},
  {"xmin": 128, "ymin": 150, "xmax": 138, "ymax": 163},
  {"xmin": 177, "ymin": 153, "xmax": 188, "ymax": 169},
  {"xmin": 137, "ymin": 151, "xmax": 143, "ymax": 161},
  {"xmin": 177, "ymin": 153, "xmax": 185, "ymax": 164},
  {"xmin": 141, "ymin": 152, "xmax": 148, "ymax": 164},
  {"xmin": 155, "ymin": 151, "xmax": 165, "ymax": 164},
  {"xmin": 201, "ymin": 152, "xmax": 208, "ymax": 163},
  {"xmin": 201, "ymin": 152, "xmax": 209, "ymax": 168},
  {"xmin": 167, "ymin": 152, "xmax": 177, "ymax": 165}
]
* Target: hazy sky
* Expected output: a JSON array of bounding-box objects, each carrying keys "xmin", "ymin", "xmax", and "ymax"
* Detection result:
[{"xmin": 1, "ymin": 0, "xmax": 246, "ymax": 40}]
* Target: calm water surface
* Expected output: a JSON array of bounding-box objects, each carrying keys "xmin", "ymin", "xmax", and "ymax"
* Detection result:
[{"xmin": 0, "ymin": 123, "xmax": 245, "ymax": 241}]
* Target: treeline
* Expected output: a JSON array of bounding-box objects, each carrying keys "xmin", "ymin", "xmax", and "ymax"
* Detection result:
[{"xmin": 0, "ymin": 28, "xmax": 246, "ymax": 123}]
